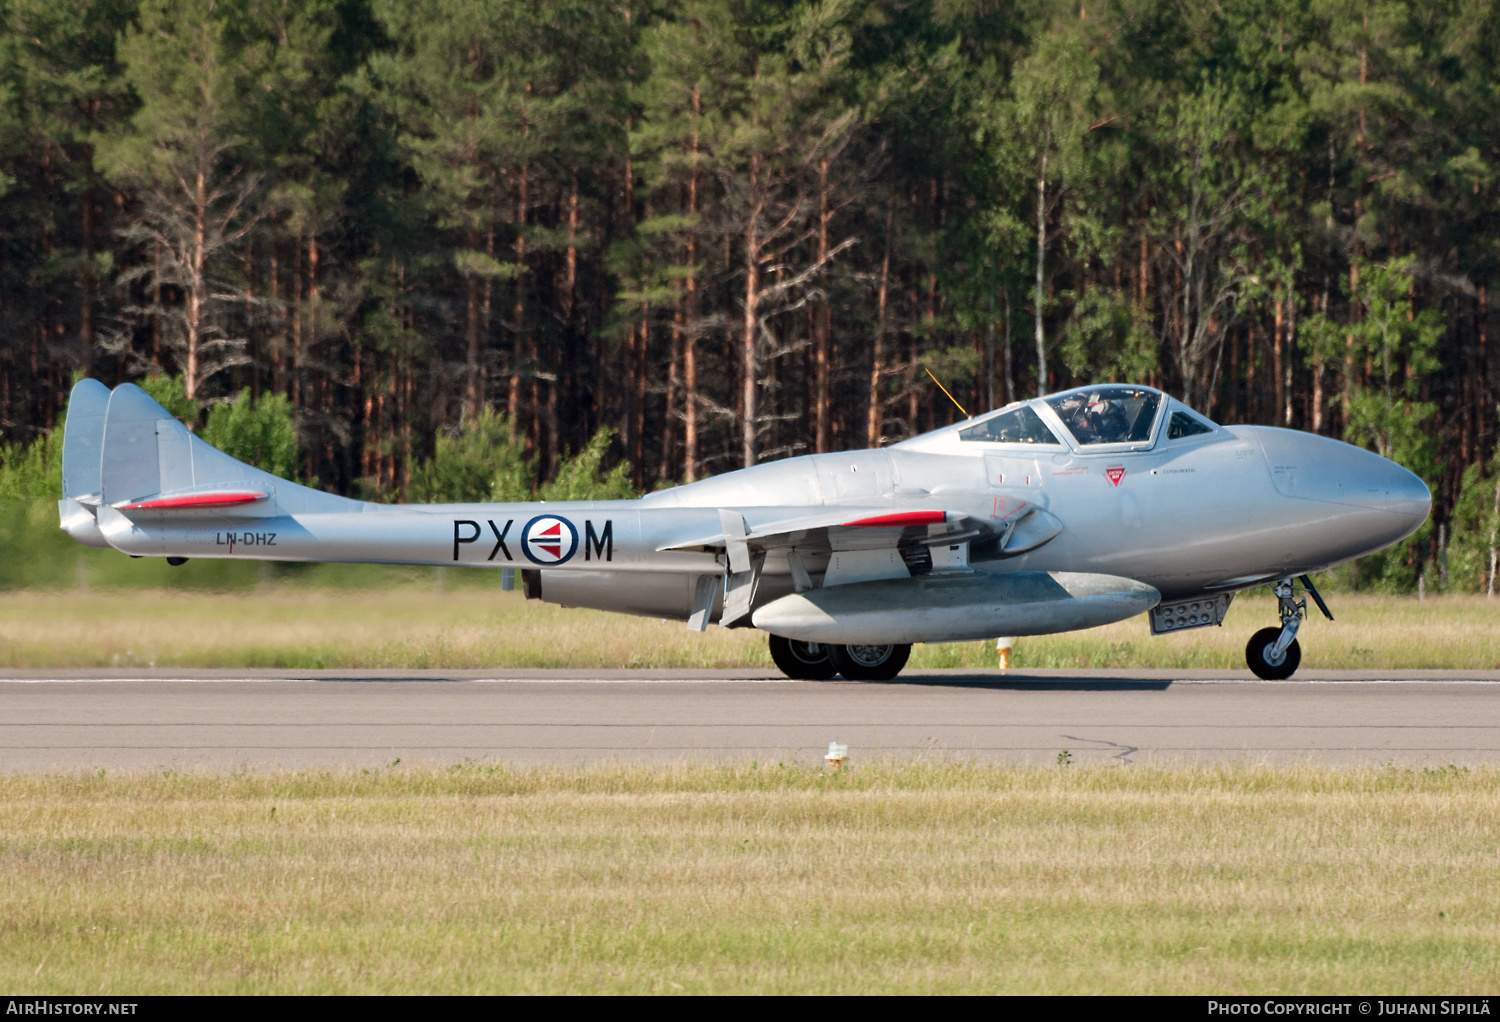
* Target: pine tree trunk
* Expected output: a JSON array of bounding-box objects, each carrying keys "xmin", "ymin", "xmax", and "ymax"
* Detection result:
[
  {"xmin": 152, "ymin": 240, "xmax": 162, "ymax": 366},
  {"xmin": 1034, "ymin": 157, "xmax": 1048, "ymax": 397},
  {"xmin": 243, "ymin": 238, "xmax": 256, "ymax": 398},
  {"xmin": 683, "ymin": 87, "xmax": 702, "ymax": 481},
  {"xmin": 561, "ymin": 168, "xmax": 579, "ymax": 455},
  {"xmin": 1481, "ymin": 286, "xmax": 1491, "ymax": 447},
  {"xmin": 813, "ymin": 156, "xmax": 831, "ymax": 453},
  {"xmin": 465, "ymin": 229, "xmax": 481, "ymax": 421},
  {"xmin": 514, "ymin": 161, "xmax": 529, "ymax": 443},
  {"xmin": 662, "ymin": 306, "xmax": 681, "ymax": 483},
  {"xmin": 185, "ymin": 159, "xmax": 209, "ymax": 401},
  {"xmin": 741, "ymin": 153, "xmax": 763, "ymax": 469},
  {"xmin": 79, "ymin": 174, "xmax": 95, "ymax": 374},
  {"xmin": 309, "ymin": 231, "xmax": 320, "ymax": 437},
  {"xmin": 1003, "ymin": 289, "xmax": 1014, "ymax": 404},
  {"xmin": 482, "ymin": 213, "xmax": 495, "ymax": 411},
  {"xmin": 1284, "ymin": 287, "xmax": 1296, "ymax": 426},
  {"xmin": 1273, "ymin": 289, "xmax": 1286, "ymax": 427},
  {"xmin": 866, "ymin": 198, "xmax": 893, "ymax": 447},
  {"xmin": 633, "ymin": 312, "xmax": 647, "ymax": 483},
  {"xmin": 1312, "ymin": 293, "xmax": 1326, "ymax": 433},
  {"xmin": 292, "ymin": 228, "xmax": 304, "ymax": 409}
]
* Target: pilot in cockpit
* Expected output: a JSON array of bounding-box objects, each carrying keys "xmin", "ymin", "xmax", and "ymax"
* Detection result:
[
  {"xmin": 1043, "ymin": 384, "xmax": 1161, "ymax": 446},
  {"xmin": 1085, "ymin": 393, "xmax": 1128, "ymax": 439},
  {"xmin": 1054, "ymin": 392, "xmax": 1118, "ymax": 443}
]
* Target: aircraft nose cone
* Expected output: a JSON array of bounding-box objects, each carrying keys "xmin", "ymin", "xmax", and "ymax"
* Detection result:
[
  {"xmin": 1253, "ymin": 426, "xmax": 1430, "ymax": 548},
  {"xmin": 1379, "ymin": 458, "xmax": 1432, "ymax": 526}
]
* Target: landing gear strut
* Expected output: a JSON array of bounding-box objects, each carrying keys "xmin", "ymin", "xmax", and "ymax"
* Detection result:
[{"xmin": 1245, "ymin": 575, "xmax": 1333, "ymax": 680}]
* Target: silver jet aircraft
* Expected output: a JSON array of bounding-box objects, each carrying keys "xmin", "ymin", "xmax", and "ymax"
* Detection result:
[{"xmin": 57, "ymin": 379, "xmax": 1429, "ymax": 680}]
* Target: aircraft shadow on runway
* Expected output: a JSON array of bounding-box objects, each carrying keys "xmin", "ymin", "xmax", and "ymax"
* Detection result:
[
  {"xmin": 274, "ymin": 672, "xmax": 1177, "ymax": 690},
  {"xmin": 881, "ymin": 674, "xmax": 1175, "ymax": 691}
]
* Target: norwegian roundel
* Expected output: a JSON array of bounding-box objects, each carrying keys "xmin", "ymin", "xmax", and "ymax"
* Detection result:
[{"xmin": 520, "ymin": 514, "xmax": 579, "ymax": 565}]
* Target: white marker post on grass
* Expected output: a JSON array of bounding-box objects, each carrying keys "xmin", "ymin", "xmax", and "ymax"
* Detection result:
[{"xmin": 997, "ymin": 637, "xmax": 1014, "ymax": 670}]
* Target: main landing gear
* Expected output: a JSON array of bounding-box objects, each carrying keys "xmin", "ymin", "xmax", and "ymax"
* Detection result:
[
  {"xmin": 768, "ymin": 635, "xmax": 911, "ymax": 681},
  {"xmin": 1245, "ymin": 575, "xmax": 1333, "ymax": 680}
]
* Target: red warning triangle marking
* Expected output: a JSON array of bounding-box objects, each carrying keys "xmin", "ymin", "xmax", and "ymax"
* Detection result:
[
  {"xmin": 1105, "ymin": 466, "xmax": 1126, "ymax": 486},
  {"xmin": 541, "ymin": 522, "xmax": 561, "ymax": 536}
]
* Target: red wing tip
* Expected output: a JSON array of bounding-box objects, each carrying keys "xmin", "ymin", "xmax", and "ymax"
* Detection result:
[
  {"xmin": 119, "ymin": 492, "xmax": 268, "ymax": 510},
  {"xmin": 841, "ymin": 511, "xmax": 948, "ymax": 527}
]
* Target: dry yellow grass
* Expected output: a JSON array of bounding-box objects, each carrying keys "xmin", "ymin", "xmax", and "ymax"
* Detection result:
[
  {"xmin": 0, "ymin": 585, "xmax": 1496, "ymax": 670},
  {"xmin": 1, "ymin": 763, "xmax": 1497, "ymax": 994}
]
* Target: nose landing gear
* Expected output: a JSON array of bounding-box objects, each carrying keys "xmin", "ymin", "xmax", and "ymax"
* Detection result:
[{"xmin": 1246, "ymin": 575, "xmax": 1333, "ymax": 680}]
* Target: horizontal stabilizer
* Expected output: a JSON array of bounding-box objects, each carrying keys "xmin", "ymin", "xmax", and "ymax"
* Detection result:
[
  {"xmin": 118, "ymin": 491, "xmax": 270, "ymax": 511},
  {"xmin": 98, "ymin": 384, "xmax": 362, "ymax": 518}
]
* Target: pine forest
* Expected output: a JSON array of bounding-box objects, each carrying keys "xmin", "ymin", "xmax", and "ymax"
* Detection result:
[{"xmin": 3, "ymin": 0, "xmax": 1500, "ymax": 591}]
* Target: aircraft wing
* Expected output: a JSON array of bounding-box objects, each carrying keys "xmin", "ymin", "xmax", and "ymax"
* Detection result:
[{"xmin": 659, "ymin": 496, "xmax": 1062, "ymax": 573}]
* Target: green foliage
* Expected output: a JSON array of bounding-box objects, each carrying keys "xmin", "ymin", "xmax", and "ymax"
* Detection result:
[
  {"xmin": 408, "ymin": 408, "xmax": 535, "ymax": 504},
  {"xmin": 407, "ymin": 408, "xmax": 639, "ymax": 504},
  {"xmin": 1340, "ymin": 259, "xmax": 1442, "ymax": 479},
  {"xmin": 138, "ymin": 374, "xmax": 200, "ymax": 424},
  {"xmin": 1299, "ymin": 258, "xmax": 1444, "ymax": 592},
  {"xmin": 0, "ymin": 429, "xmax": 62, "ymax": 505},
  {"xmin": 1447, "ymin": 446, "xmax": 1500, "ymax": 593},
  {"xmin": 200, "ymin": 389, "xmax": 300, "ymax": 480},
  {"xmin": 1057, "ymin": 289, "xmax": 1157, "ymax": 384},
  {"xmin": 540, "ymin": 428, "xmax": 639, "ymax": 502}
]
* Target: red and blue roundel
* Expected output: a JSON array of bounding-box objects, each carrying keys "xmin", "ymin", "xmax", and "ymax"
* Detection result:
[{"xmin": 520, "ymin": 514, "xmax": 579, "ymax": 565}]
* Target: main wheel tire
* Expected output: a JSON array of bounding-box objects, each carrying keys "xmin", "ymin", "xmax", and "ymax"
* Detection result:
[
  {"xmin": 1246, "ymin": 626, "xmax": 1301, "ymax": 680},
  {"xmin": 768, "ymin": 635, "xmax": 837, "ymax": 680},
  {"xmin": 828, "ymin": 642, "xmax": 912, "ymax": 681}
]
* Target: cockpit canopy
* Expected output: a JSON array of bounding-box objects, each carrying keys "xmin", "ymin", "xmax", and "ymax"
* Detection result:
[
  {"xmin": 1044, "ymin": 385, "xmax": 1161, "ymax": 446},
  {"xmin": 910, "ymin": 383, "xmax": 1219, "ymax": 453},
  {"xmin": 957, "ymin": 403, "xmax": 1058, "ymax": 444}
]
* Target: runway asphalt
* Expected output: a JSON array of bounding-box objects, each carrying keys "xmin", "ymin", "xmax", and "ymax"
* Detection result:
[{"xmin": 3, "ymin": 668, "xmax": 1500, "ymax": 770}]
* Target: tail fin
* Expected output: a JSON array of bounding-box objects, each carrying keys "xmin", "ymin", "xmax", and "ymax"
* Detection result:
[
  {"xmin": 59, "ymin": 382, "xmax": 363, "ymax": 556},
  {"xmin": 58, "ymin": 378, "xmax": 113, "ymax": 547},
  {"xmin": 62, "ymin": 378, "xmax": 110, "ymax": 502},
  {"xmin": 96, "ymin": 383, "xmax": 361, "ymax": 516}
]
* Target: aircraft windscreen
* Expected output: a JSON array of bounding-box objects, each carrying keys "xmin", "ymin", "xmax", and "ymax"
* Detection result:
[
  {"xmin": 1045, "ymin": 387, "xmax": 1161, "ymax": 446},
  {"xmin": 958, "ymin": 405, "xmax": 1059, "ymax": 444}
]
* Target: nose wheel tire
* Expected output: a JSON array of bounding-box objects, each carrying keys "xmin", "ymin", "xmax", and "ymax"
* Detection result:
[
  {"xmin": 768, "ymin": 635, "xmax": 838, "ymax": 680},
  {"xmin": 828, "ymin": 642, "xmax": 912, "ymax": 681},
  {"xmin": 1246, "ymin": 626, "xmax": 1301, "ymax": 680}
]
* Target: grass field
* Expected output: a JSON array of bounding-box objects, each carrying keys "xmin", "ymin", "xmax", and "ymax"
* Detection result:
[
  {"xmin": 0, "ymin": 583, "xmax": 1497, "ymax": 670},
  {"xmin": 1, "ymin": 763, "xmax": 1496, "ymax": 994}
]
